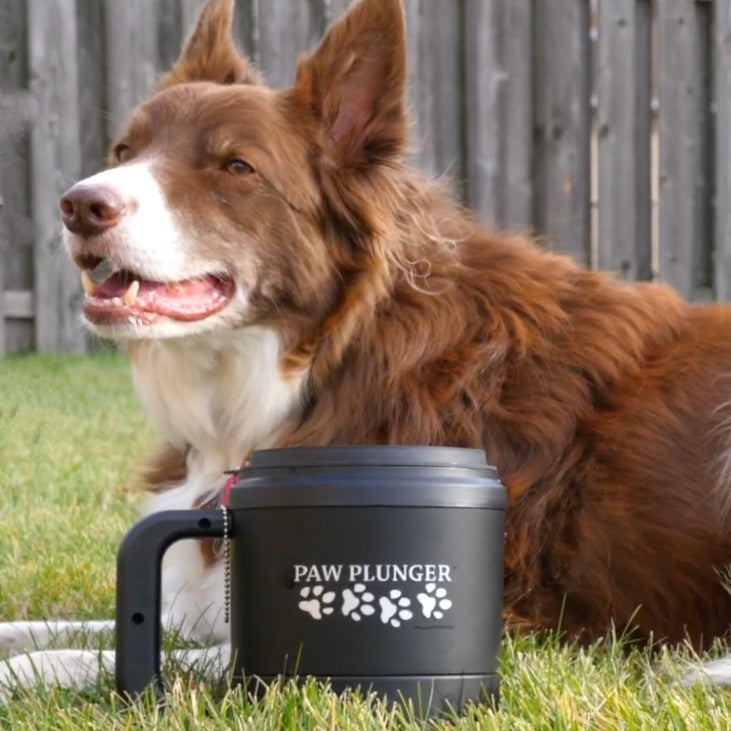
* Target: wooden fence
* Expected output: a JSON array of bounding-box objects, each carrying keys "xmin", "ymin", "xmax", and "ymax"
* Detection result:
[{"xmin": 0, "ymin": 0, "xmax": 729, "ymax": 354}]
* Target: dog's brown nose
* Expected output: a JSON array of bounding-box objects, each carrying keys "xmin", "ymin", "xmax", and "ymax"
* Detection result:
[{"xmin": 60, "ymin": 184, "xmax": 127, "ymax": 238}]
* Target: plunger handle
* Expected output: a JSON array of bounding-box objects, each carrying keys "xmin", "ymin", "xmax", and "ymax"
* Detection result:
[{"xmin": 115, "ymin": 510, "xmax": 227, "ymax": 699}]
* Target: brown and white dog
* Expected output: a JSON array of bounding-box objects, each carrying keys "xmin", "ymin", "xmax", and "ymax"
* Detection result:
[{"xmin": 1, "ymin": 0, "xmax": 730, "ymax": 697}]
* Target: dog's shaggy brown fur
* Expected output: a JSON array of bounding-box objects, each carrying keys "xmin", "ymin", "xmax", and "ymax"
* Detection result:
[{"xmin": 99, "ymin": 0, "xmax": 731, "ymax": 648}]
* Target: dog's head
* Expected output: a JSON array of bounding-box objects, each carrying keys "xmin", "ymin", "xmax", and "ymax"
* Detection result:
[{"xmin": 62, "ymin": 0, "xmax": 407, "ymax": 340}]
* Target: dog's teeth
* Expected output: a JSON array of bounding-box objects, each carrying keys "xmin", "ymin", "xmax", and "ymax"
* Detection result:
[
  {"xmin": 81, "ymin": 270, "xmax": 96, "ymax": 295},
  {"xmin": 123, "ymin": 280, "xmax": 140, "ymax": 306}
]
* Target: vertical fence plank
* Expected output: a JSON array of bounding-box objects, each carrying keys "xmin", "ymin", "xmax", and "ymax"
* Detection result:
[
  {"xmin": 0, "ymin": 0, "xmax": 34, "ymax": 353},
  {"xmin": 714, "ymin": 0, "xmax": 731, "ymax": 300},
  {"xmin": 254, "ymin": 0, "xmax": 328, "ymax": 87},
  {"xmin": 0, "ymin": 199, "xmax": 5, "ymax": 356},
  {"xmin": 76, "ymin": 1, "xmax": 108, "ymax": 179},
  {"xmin": 533, "ymin": 0, "xmax": 591, "ymax": 264},
  {"xmin": 501, "ymin": 2, "xmax": 534, "ymax": 231},
  {"xmin": 465, "ymin": 0, "xmax": 532, "ymax": 230},
  {"xmin": 231, "ymin": 0, "xmax": 258, "ymax": 66},
  {"xmin": 0, "ymin": 27, "xmax": 6, "ymax": 353},
  {"xmin": 28, "ymin": 0, "xmax": 85, "ymax": 353},
  {"xmin": 596, "ymin": 0, "xmax": 652, "ymax": 280},
  {"xmin": 403, "ymin": 0, "xmax": 464, "ymax": 192},
  {"xmin": 657, "ymin": 1, "xmax": 713, "ymax": 300},
  {"xmin": 464, "ymin": 0, "xmax": 502, "ymax": 224},
  {"xmin": 104, "ymin": 0, "xmax": 158, "ymax": 140},
  {"xmin": 157, "ymin": 0, "xmax": 185, "ymax": 72},
  {"xmin": 155, "ymin": 0, "xmax": 187, "ymax": 75}
]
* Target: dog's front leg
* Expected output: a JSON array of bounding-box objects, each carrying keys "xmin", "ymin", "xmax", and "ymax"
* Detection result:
[
  {"xmin": 0, "ymin": 620, "xmax": 115, "ymax": 656},
  {"xmin": 0, "ymin": 643, "xmax": 232, "ymax": 702}
]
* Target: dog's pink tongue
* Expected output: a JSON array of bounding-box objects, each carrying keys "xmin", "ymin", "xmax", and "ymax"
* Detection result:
[
  {"xmin": 92, "ymin": 271, "xmax": 233, "ymax": 321},
  {"xmin": 93, "ymin": 272, "xmax": 131, "ymax": 298},
  {"xmin": 145, "ymin": 277, "xmax": 231, "ymax": 319},
  {"xmin": 95, "ymin": 272, "xmax": 205, "ymax": 298}
]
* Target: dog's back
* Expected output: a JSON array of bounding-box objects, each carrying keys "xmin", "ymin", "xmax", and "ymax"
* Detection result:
[{"xmin": 269, "ymin": 219, "xmax": 731, "ymax": 645}]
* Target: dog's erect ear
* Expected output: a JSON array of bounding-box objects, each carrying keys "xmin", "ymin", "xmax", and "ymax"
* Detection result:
[
  {"xmin": 159, "ymin": 0, "xmax": 258, "ymax": 88},
  {"xmin": 290, "ymin": 0, "xmax": 407, "ymax": 167}
]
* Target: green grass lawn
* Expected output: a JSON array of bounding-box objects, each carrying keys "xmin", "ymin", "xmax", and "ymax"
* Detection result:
[{"xmin": 0, "ymin": 354, "xmax": 729, "ymax": 729}]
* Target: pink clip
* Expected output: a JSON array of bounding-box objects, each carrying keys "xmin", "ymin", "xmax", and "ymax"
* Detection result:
[{"xmin": 221, "ymin": 473, "xmax": 238, "ymax": 508}]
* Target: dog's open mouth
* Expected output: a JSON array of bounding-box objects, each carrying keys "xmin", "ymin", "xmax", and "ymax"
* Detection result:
[{"xmin": 79, "ymin": 258, "xmax": 235, "ymax": 326}]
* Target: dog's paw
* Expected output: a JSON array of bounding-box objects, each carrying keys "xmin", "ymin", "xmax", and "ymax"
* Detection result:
[
  {"xmin": 682, "ymin": 657, "xmax": 731, "ymax": 686},
  {"xmin": 0, "ymin": 649, "xmax": 114, "ymax": 702}
]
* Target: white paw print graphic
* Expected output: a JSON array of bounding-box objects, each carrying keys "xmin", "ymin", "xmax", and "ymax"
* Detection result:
[
  {"xmin": 379, "ymin": 589, "xmax": 413, "ymax": 627},
  {"xmin": 298, "ymin": 585, "xmax": 336, "ymax": 620},
  {"xmin": 417, "ymin": 583, "xmax": 453, "ymax": 619},
  {"xmin": 341, "ymin": 583, "xmax": 376, "ymax": 621}
]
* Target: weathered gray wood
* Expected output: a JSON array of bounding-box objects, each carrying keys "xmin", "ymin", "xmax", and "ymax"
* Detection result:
[
  {"xmin": 533, "ymin": 0, "xmax": 592, "ymax": 264},
  {"xmin": 76, "ymin": 0, "xmax": 108, "ymax": 178},
  {"xmin": 4, "ymin": 0, "xmax": 731, "ymax": 356},
  {"xmin": 27, "ymin": 0, "xmax": 86, "ymax": 353},
  {"xmin": 104, "ymin": 0, "xmax": 159, "ymax": 140},
  {"xmin": 254, "ymin": 0, "xmax": 328, "ymax": 88},
  {"xmin": 0, "ymin": 195, "xmax": 4, "ymax": 356},
  {"xmin": 3, "ymin": 290, "xmax": 33, "ymax": 319},
  {"xmin": 231, "ymin": 0, "xmax": 258, "ymax": 67},
  {"xmin": 403, "ymin": 0, "xmax": 463, "ymax": 194},
  {"xmin": 657, "ymin": 1, "xmax": 713, "ymax": 300},
  {"xmin": 0, "ymin": 0, "xmax": 34, "ymax": 354},
  {"xmin": 464, "ymin": 0, "xmax": 501, "ymax": 225},
  {"xmin": 714, "ymin": 0, "xmax": 731, "ymax": 301},
  {"xmin": 157, "ymin": 0, "xmax": 185, "ymax": 73},
  {"xmin": 464, "ymin": 0, "xmax": 532, "ymax": 230},
  {"xmin": 596, "ymin": 0, "xmax": 652, "ymax": 281},
  {"xmin": 500, "ymin": 1, "xmax": 533, "ymax": 231},
  {"xmin": 0, "ymin": 91, "xmax": 34, "ymax": 140}
]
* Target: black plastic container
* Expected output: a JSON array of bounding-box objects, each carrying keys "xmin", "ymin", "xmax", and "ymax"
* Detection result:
[{"xmin": 116, "ymin": 446, "xmax": 507, "ymax": 717}]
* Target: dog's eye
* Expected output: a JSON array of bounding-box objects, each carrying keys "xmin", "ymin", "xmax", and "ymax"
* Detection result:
[
  {"xmin": 114, "ymin": 144, "xmax": 133, "ymax": 164},
  {"xmin": 225, "ymin": 158, "xmax": 255, "ymax": 175}
]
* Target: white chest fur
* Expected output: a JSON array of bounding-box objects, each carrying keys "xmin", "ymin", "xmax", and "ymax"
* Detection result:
[
  {"xmin": 131, "ymin": 326, "xmax": 305, "ymax": 641},
  {"xmin": 131, "ymin": 326, "xmax": 303, "ymax": 471}
]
